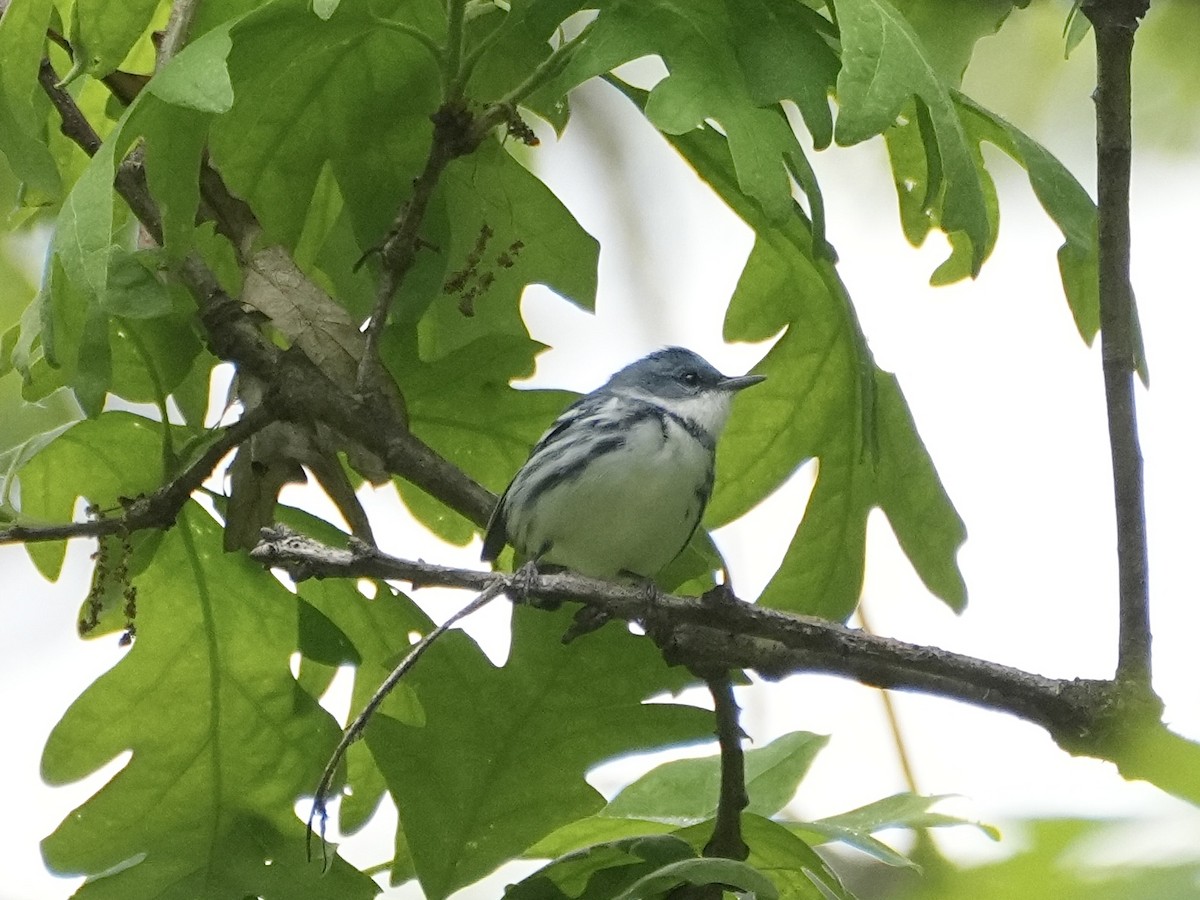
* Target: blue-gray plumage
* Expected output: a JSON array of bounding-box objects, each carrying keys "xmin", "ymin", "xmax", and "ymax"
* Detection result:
[{"xmin": 481, "ymin": 347, "xmax": 765, "ymax": 579}]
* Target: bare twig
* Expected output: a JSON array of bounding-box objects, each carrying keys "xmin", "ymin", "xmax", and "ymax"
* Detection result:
[
  {"xmin": 250, "ymin": 528, "xmax": 1103, "ymax": 745},
  {"xmin": 156, "ymin": 0, "xmax": 203, "ymax": 68},
  {"xmin": 306, "ymin": 578, "xmax": 508, "ymax": 866},
  {"xmin": 355, "ymin": 18, "xmax": 596, "ymax": 392},
  {"xmin": 701, "ymin": 673, "xmax": 749, "ymax": 861},
  {"xmin": 0, "ymin": 408, "xmax": 273, "ymax": 545},
  {"xmin": 1081, "ymin": 0, "xmax": 1153, "ymax": 691}
]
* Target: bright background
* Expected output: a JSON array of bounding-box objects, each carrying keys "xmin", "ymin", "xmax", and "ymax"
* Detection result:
[{"xmin": 4, "ymin": 4, "xmax": 1200, "ymax": 897}]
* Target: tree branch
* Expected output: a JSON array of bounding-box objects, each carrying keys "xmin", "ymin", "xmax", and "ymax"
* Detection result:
[
  {"xmin": 701, "ymin": 673, "xmax": 749, "ymax": 861},
  {"xmin": 356, "ymin": 19, "xmax": 595, "ymax": 392},
  {"xmin": 38, "ymin": 56, "xmax": 497, "ymax": 532},
  {"xmin": 156, "ymin": 0, "xmax": 204, "ymax": 68},
  {"xmin": 1082, "ymin": 0, "xmax": 1153, "ymax": 691},
  {"xmin": 0, "ymin": 408, "xmax": 273, "ymax": 545},
  {"xmin": 250, "ymin": 528, "xmax": 1113, "ymax": 750}
]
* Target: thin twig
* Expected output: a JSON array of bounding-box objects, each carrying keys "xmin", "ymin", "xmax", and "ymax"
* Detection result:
[
  {"xmin": 0, "ymin": 408, "xmax": 273, "ymax": 545},
  {"xmin": 355, "ymin": 16, "xmax": 596, "ymax": 393},
  {"xmin": 1082, "ymin": 0, "xmax": 1153, "ymax": 691},
  {"xmin": 156, "ymin": 0, "xmax": 203, "ymax": 69},
  {"xmin": 701, "ymin": 673, "xmax": 749, "ymax": 861},
  {"xmin": 306, "ymin": 579, "xmax": 508, "ymax": 866},
  {"xmin": 442, "ymin": 0, "xmax": 468, "ymax": 99}
]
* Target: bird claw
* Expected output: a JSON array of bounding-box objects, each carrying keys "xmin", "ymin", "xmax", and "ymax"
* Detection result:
[{"xmin": 508, "ymin": 559, "xmax": 562, "ymax": 611}]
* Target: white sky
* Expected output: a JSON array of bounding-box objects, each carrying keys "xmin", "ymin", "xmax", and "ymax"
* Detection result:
[{"xmin": 4, "ymin": 17, "xmax": 1200, "ymax": 900}]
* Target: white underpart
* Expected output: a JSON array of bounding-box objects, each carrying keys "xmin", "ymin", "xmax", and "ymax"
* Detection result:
[{"xmin": 507, "ymin": 391, "xmax": 735, "ymax": 578}]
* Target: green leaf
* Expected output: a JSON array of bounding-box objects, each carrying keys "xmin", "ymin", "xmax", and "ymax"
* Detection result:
[
  {"xmin": 555, "ymin": 0, "xmax": 808, "ymax": 223},
  {"xmin": 833, "ymin": 0, "xmax": 992, "ymax": 276},
  {"xmin": 16, "ymin": 410, "xmax": 169, "ymax": 579},
  {"xmin": 953, "ymin": 93, "xmax": 1101, "ymax": 346},
  {"xmin": 108, "ymin": 310, "xmax": 204, "ymax": 420},
  {"xmin": 1063, "ymin": 2, "xmax": 1091, "ymax": 57},
  {"xmin": 366, "ymin": 604, "xmax": 713, "ymax": 899},
  {"xmin": 730, "ymin": 0, "xmax": 839, "ymax": 150},
  {"xmin": 739, "ymin": 815, "xmax": 853, "ymax": 900},
  {"xmin": 209, "ymin": 0, "xmax": 443, "ymax": 248},
  {"xmin": 0, "ymin": 0, "xmax": 63, "ymax": 194},
  {"xmin": 297, "ymin": 595, "xmax": 361, "ymax": 666},
  {"xmin": 138, "ymin": 98, "xmax": 210, "ymax": 259},
  {"xmin": 618, "ymin": 84, "xmax": 965, "ymax": 617},
  {"xmin": 603, "ymin": 731, "xmax": 830, "ymax": 824},
  {"xmin": 891, "ymin": 0, "xmax": 1029, "ymax": 85},
  {"xmin": 74, "ymin": 299, "xmax": 112, "ymax": 416},
  {"xmin": 615, "ymin": 856, "xmax": 778, "ymax": 900},
  {"xmin": 52, "ymin": 136, "xmax": 117, "ymax": 316},
  {"xmin": 505, "ymin": 834, "xmax": 697, "ymax": 900},
  {"xmin": 146, "ymin": 25, "xmax": 236, "ymax": 113},
  {"xmin": 417, "ymin": 140, "xmax": 599, "ymax": 359},
  {"xmin": 816, "ymin": 791, "xmax": 1001, "ymax": 840},
  {"xmin": 40, "ymin": 506, "xmax": 376, "ymax": 898},
  {"xmin": 70, "ymin": 0, "xmax": 162, "ymax": 78},
  {"xmin": 103, "ymin": 249, "xmax": 172, "ymax": 319}
]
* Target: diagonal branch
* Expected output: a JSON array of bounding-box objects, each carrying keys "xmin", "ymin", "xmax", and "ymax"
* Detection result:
[
  {"xmin": 0, "ymin": 407, "xmax": 273, "ymax": 545},
  {"xmin": 1082, "ymin": 0, "xmax": 1153, "ymax": 691},
  {"xmin": 38, "ymin": 56, "xmax": 497, "ymax": 531}
]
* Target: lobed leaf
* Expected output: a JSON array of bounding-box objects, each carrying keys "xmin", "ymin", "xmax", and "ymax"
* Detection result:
[
  {"xmin": 40, "ymin": 505, "xmax": 376, "ymax": 898},
  {"xmin": 16, "ymin": 411, "xmax": 170, "ymax": 579},
  {"xmin": 627, "ymin": 90, "xmax": 965, "ymax": 617},
  {"xmin": 602, "ymin": 731, "xmax": 830, "ymax": 825},
  {"xmin": 366, "ymin": 604, "xmax": 712, "ymax": 899},
  {"xmin": 833, "ymin": 0, "xmax": 993, "ymax": 277}
]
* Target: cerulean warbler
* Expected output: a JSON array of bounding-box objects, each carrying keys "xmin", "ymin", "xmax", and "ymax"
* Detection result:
[{"xmin": 482, "ymin": 347, "xmax": 765, "ymax": 579}]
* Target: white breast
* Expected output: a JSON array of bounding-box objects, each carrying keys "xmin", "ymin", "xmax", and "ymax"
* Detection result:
[{"xmin": 508, "ymin": 413, "xmax": 714, "ymax": 578}]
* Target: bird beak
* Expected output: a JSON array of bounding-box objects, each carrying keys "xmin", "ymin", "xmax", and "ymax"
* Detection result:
[{"xmin": 720, "ymin": 373, "xmax": 766, "ymax": 392}]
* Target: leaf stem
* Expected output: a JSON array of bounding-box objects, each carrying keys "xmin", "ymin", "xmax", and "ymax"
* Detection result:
[
  {"xmin": 442, "ymin": 0, "xmax": 468, "ymax": 99},
  {"xmin": 369, "ymin": 11, "xmax": 444, "ymax": 65}
]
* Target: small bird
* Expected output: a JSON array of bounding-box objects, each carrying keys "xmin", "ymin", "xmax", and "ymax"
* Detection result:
[{"xmin": 482, "ymin": 347, "xmax": 765, "ymax": 580}]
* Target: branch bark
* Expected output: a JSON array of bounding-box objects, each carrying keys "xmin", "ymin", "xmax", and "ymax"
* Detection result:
[
  {"xmin": 701, "ymin": 673, "xmax": 749, "ymax": 861},
  {"xmin": 250, "ymin": 528, "xmax": 1114, "ymax": 749},
  {"xmin": 0, "ymin": 408, "xmax": 272, "ymax": 545},
  {"xmin": 1082, "ymin": 0, "xmax": 1153, "ymax": 691}
]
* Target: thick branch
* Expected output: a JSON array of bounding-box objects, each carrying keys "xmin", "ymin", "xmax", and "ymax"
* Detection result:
[
  {"xmin": 250, "ymin": 528, "xmax": 1115, "ymax": 751},
  {"xmin": 1082, "ymin": 0, "xmax": 1153, "ymax": 690},
  {"xmin": 38, "ymin": 58, "xmax": 497, "ymax": 531},
  {"xmin": 0, "ymin": 408, "xmax": 272, "ymax": 545}
]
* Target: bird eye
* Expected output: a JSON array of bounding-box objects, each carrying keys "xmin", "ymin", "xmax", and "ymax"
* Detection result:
[{"xmin": 681, "ymin": 371, "xmax": 700, "ymax": 386}]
